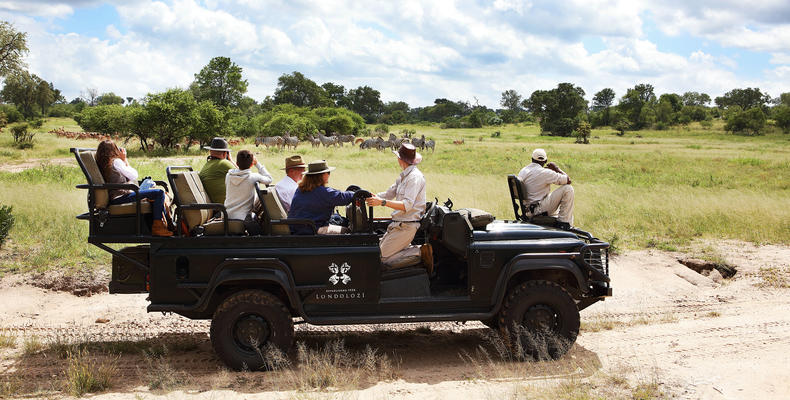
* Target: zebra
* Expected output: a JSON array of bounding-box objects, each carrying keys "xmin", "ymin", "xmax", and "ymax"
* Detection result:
[{"xmin": 425, "ymin": 139, "xmax": 435, "ymax": 152}]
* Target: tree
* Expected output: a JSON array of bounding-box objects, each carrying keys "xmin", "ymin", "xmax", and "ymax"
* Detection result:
[
  {"xmin": 524, "ymin": 83, "xmax": 587, "ymax": 136},
  {"xmin": 500, "ymin": 89, "xmax": 522, "ymax": 111},
  {"xmin": 772, "ymin": 105, "xmax": 790, "ymax": 134},
  {"xmin": 591, "ymin": 88, "xmax": 615, "ymax": 111},
  {"xmin": 1, "ymin": 71, "xmax": 55, "ymax": 118},
  {"xmin": 724, "ymin": 107, "xmax": 767, "ymax": 136},
  {"xmin": 379, "ymin": 101, "xmax": 410, "ymax": 124},
  {"xmin": 346, "ymin": 85, "xmax": 382, "ymax": 123},
  {"xmin": 262, "ymin": 113, "xmax": 317, "ymax": 139},
  {"xmin": 82, "ymin": 87, "xmax": 99, "ymax": 106},
  {"xmin": 715, "ymin": 88, "xmax": 770, "ymax": 111},
  {"xmin": 97, "ymin": 92, "xmax": 124, "ymax": 105},
  {"xmin": 0, "ymin": 21, "xmax": 28, "ymax": 77},
  {"xmin": 681, "ymin": 91, "xmax": 711, "ymax": 106},
  {"xmin": 190, "ymin": 56, "xmax": 248, "ymax": 108},
  {"xmin": 618, "ymin": 83, "xmax": 656, "ymax": 129},
  {"xmin": 574, "ymin": 121, "xmax": 591, "ymax": 144},
  {"xmin": 273, "ymin": 71, "xmax": 331, "ymax": 108},
  {"xmin": 138, "ymin": 89, "xmax": 198, "ymax": 149},
  {"xmin": 188, "ymin": 101, "xmax": 230, "ymax": 149},
  {"xmin": 321, "ymin": 82, "xmax": 347, "ymax": 107}
]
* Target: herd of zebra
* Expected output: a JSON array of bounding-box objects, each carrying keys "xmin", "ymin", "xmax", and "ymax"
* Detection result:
[{"xmin": 254, "ymin": 132, "xmax": 436, "ymax": 152}]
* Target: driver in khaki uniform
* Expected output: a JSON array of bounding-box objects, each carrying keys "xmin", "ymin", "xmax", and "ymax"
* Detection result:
[{"xmin": 366, "ymin": 143, "xmax": 433, "ymax": 272}]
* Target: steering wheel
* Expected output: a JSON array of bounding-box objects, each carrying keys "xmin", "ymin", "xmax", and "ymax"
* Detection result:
[
  {"xmin": 421, "ymin": 197, "xmax": 438, "ymax": 232},
  {"xmin": 351, "ymin": 189, "xmax": 373, "ymax": 232}
]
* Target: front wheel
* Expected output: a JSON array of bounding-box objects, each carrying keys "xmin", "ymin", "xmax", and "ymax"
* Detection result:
[
  {"xmin": 498, "ymin": 280, "xmax": 579, "ymax": 360},
  {"xmin": 210, "ymin": 290, "xmax": 294, "ymax": 371}
]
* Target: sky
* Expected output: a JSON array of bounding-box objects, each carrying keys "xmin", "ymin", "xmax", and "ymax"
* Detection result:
[{"xmin": 1, "ymin": 0, "xmax": 789, "ymax": 108}]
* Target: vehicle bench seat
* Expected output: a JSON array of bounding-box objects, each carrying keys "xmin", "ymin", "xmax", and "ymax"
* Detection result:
[
  {"xmin": 77, "ymin": 149, "xmax": 153, "ymax": 216},
  {"xmin": 169, "ymin": 169, "xmax": 244, "ymax": 235}
]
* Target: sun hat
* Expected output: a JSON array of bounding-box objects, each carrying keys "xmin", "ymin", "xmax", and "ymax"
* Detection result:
[
  {"xmin": 281, "ymin": 155, "xmax": 307, "ymax": 170},
  {"xmin": 203, "ymin": 137, "xmax": 231, "ymax": 152},
  {"xmin": 303, "ymin": 160, "xmax": 336, "ymax": 175},
  {"xmin": 393, "ymin": 143, "xmax": 422, "ymax": 165},
  {"xmin": 532, "ymin": 148, "xmax": 547, "ymax": 162}
]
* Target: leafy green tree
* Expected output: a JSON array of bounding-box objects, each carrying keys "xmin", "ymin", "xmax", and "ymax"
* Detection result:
[
  {"xmin": 310, "ymin": 107, "xmax": 365, "ymax": 135},
  {"xmin": 419, "ymin": 98, "xmax": 470, "ymax": 122},
  {"xmin": 273, "ymin": 71, "xmax": 331, "ymax": 108},
  {"xmin": 321, "ymin": 82, "xmax": 347, "ymax": 107},
  {"xmin": 525, "ymin": 83, "xmax": 587, "ymax": 136},
  {"xmin": 574, "ymin": 120, "xmax": 591, "ymax": 144},
  {"xmin": 0, "ymin": 21, "xmax": 28, "ymax": 77},
  {"xmin": 190, "ymin": 56, "xmax": 248, "ymax": 108},
  {"xmin": 262, "ymin": 113, "xmax": 317, "ymax": 139},
  {"xmin": 139, "ymin": 89, "xmax": 198, "ymax": 149},
  {"xmin": 618, "ymin": 83, "xmax": 656, "ymax": 129},
  {"xmin": 97, "ymin": 92, "xmax": 124, "ymax": 105},
  {"xmin": 725, "ymin": 107, "xmax": 767, "ymax": 136},
  {"xmin": 681, "ymin": 91, "xmax": 711, "ymax": 106},
  {"xmin": 592, "ymin": 88, "xmax": 615, "ymax": 111},
  {"xmin": 188, "ymin": 101, "xmax": 229, "ymax": 149},
  {"xmin": 715, "ymin": 88, "xmax": 770, "ymax": 111},
  {"xmin": 1, "ymin": 71, "xmax": 55, "ymax": 118},
  {"xmin": 772, "ymin": 104, "xmax": 790, "ymax": 134},
  {"xmin": 780, "ymin": 92, "xmax": 790, "ymax": 106},
  {"xmin": 347, "ymin": 85, "xmax": 383, "ymax": 123},
  {"xmin": 500, "ymin": 89, "xmax": 522, "ymax": 110}
]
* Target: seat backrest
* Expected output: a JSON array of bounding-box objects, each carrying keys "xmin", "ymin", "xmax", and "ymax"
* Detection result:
[
  {"xmin": 507, "ymin": 174, "xmax": 528, "ymax": 222},
  {"xmin": 258, "ymin": 185, "xmax": 290, "ymax": 235},
  {"xmin": 171, "ymin": 171, "xmax": 212, "ymax": 229},
  {"xmin": 440, "ymin": 211, "xmax": 472, "ymax": 258},
  {"xmin": 75, "ymin": 149, "xmax": 109, "ymax": 209}
]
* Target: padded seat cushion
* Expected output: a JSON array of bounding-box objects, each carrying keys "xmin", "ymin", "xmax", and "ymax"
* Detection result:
[
  {"xmin": 260, "ymin": 187, "xmax": 290, "ymax": 235},
  {"xmin": 108, "ymin": 201, "xmax": 152, "ymax": 215},
  {"xmin": 458, "ymin": 208, "xmax": 495, "ymax": 230},
  {"xmin": 382, "ymin": 253, "xmax": 422, "ymax": 270},
  {"xmin": 78, "ymin": 150, "xmax": 109, "ymax": 208},
  {"xmin": 172, "ymin": 171, "xmax": 212, "ymax": 229},
  {"xmin": 204, "ymin": 219, "xmax": 245, "ymax": 235}
]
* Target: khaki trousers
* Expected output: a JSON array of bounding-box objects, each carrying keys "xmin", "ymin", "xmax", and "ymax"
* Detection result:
[
  {"xmin": 380, "ymin": 221, "xmax": 420, "ymax": 266},
  {"xmin": 536, "ymin": 185, "xmax": 574, "ymax": 224}
]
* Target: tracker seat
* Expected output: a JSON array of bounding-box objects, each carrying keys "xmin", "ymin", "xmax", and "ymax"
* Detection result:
[
  {"xmin": 166, "ymin": 166, "xmax": 243, "ymax": 236},
  {"xmin": 507, "ymin": 174, "xmax": 557, "ymax": 226}
]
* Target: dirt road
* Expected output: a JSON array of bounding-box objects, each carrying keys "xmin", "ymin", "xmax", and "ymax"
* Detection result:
[{"xmin": 1, "ymin": 240, "xmax": 789, "ymax": 399}]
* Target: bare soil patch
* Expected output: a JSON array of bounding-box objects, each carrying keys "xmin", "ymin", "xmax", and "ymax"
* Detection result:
[{"xmin": 1, "ymin": 240, "xmax": 789, "ymax": 399}]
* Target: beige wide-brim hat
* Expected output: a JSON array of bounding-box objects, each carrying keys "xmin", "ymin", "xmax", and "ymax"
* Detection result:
[
  {"xmin": 303, "ymin": 160, "xmax": 336, "ymax": 175},
  {"xmin": 281, "ymin": 155, "xmax": 307, "ymax": 170}
]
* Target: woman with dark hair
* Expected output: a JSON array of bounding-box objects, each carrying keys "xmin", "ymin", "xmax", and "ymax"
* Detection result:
[
  {"xmin": 288, "ymin": 160, "xmax": 354, "ymax": 234},
  {"xmin": 95, "ymin": 140, "xmax": 173, "ymax": 237}
]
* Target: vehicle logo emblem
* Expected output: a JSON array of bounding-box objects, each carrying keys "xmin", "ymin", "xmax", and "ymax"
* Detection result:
[{"xmin": 328, "ymin": 262, "xmax": 351, "ymax": 285}]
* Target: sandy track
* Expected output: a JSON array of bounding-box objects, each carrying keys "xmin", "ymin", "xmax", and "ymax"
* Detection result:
[{"xmin": 2, "ymin": 241, "xmax": 789, "ymax": 399}]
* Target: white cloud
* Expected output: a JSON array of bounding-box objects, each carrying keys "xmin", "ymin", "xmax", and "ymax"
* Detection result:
[{"xmin": 3, "ymin": 0, "xmax": 789, "ymax": 107}]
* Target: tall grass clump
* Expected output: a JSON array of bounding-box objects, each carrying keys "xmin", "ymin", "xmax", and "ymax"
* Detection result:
[
  {"xmin": 64, "ymin": 349, "xmax": 116, "ymax": 396},
  {"xmin": 0, "ymin": 204, "xmax": 13, "ymax": 248},
  {"xmin": 139, "ymin": 346, "xmax": 191, "ymax": 390}
]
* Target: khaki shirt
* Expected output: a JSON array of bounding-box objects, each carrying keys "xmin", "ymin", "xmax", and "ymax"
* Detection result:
[
  {"xmin": 517, "ymin": 163, "xmax": 569, "ymax": 204},
  {"xmin": 378, "ymin": 165, "xmax": 426, "ymax": 221}
]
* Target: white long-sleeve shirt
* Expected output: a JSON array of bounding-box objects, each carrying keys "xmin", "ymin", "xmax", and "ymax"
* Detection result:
[
  {"xmin": 112, "ymin": 158, "xmax": 138, "ymax": 181},
  {"xmin": 517, "ymin": 163, "xmax": 569, "ymax": 204},
  {"xmin": 274, "ymin": 175, "xmax": 298, "ymax": 213},
  {"xmin": 377, "ymin": 165, "xmax": 426, "ymax": 222},
  {"xmin": 224, "ymin": 162, "xmax": 272, "ymax": 220}
]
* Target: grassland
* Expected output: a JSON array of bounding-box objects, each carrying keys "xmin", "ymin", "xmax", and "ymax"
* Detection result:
[{"xmin": 1, "ymin": 118, "xmax": 789, "ymax": 273}]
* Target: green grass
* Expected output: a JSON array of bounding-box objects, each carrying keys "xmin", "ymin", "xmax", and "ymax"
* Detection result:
[{"xmin": 1, "ymin": 117, "xmax": 789, "ymax": 273}]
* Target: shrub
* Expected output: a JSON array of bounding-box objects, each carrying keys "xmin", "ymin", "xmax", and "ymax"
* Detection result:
[
  {"xmin": 0, "ymin": 104, "xmax": 23, "ymax": 123},
  {"xmin": 773, "ymin": 104, "xmax": 790, "ymax": 134},
  {"xmin": 64, "ymin": 349, "xmax": 115, "ymax": 396},
  {"xmin": 574, "ymin": 121, "xmax": 591, "ymax": 144},
  {"xmin": 374, "ymin": 123, "xmax": 390, "ymax": 134},
  {"xmin": 0, "ymin": 204, "xmax": 13, "ymax": 248},
  {"xmin": 725, "ymin": 107, "xmax": 767, "ymax": 136},
  {"xmin": 29, "ymin": 118, "xmax": 44, "ymax": 129},
  {"xmin": 10, "ymin": 122, "xmax": 34, "ymax": 148}
]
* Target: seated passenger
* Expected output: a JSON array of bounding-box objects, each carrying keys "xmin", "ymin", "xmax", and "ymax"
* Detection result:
[
  {"xmin": 288, "ymin": 160, "xmax": 354, "ymax": 234},
  {"xmin": 199, "ymin": 137, "xmax": 235, "ymax": 204},
  {"xmin": 224, "ymin": 150, "xmax": 272, "ymax": 220},
  {"xmin": 274, "ymin": 155, "xmax": 306, "ymax": 213},
  {"xmin": 96, "ymin": 140, "xmax": 173, "ymax": 237}
]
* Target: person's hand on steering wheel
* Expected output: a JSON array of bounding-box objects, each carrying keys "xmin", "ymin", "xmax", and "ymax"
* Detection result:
[{"xmin": 365, "ymin": 195, "xmax": 383, "ymax": 207}]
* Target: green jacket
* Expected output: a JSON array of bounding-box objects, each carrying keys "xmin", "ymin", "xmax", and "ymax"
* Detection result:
[{"xmin": 199, "ymin": 158, "xmax": 234, "ymax": 204}]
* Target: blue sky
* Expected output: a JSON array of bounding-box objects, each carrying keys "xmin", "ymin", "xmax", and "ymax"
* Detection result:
[{"xmin": 2, "ymin": 0, "xmax": 789, "ymax": 108}]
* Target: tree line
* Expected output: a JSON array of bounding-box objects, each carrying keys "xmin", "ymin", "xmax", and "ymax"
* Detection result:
[{"xmin": 0, "ymin": 20, "xmax": 788, "ymax": 152}]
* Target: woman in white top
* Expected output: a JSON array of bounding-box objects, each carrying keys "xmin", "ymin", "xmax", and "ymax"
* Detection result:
[{"xmin": 95, "ymin": 140, "xmax": 173, "ymax": 236}]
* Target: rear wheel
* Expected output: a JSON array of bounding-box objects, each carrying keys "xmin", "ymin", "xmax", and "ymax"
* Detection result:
[
  {"xmin": 498, "ymin": 280, "xmax": 579, "ymax": 360},
  {"xmin": 210, "ymin": 290, "xmax": 294, "ymax": 371}
]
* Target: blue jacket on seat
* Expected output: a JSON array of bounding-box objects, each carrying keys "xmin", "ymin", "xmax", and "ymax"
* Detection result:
[{"xmin": 289, "ymin": 186, "xmax": 354, "ymax": 234}]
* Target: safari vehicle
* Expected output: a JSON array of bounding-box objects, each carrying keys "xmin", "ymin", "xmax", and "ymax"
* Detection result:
[{"xmin": 72, "ymin": 147, "xmax": 611, "ymax": 370}]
